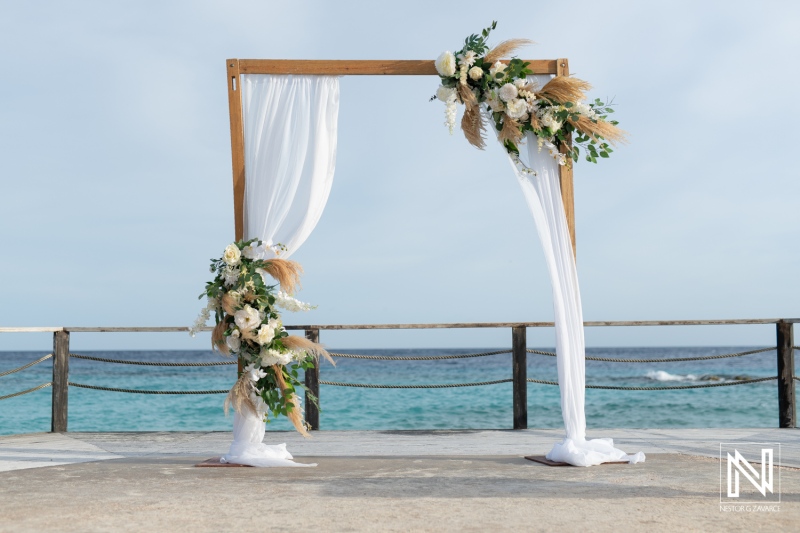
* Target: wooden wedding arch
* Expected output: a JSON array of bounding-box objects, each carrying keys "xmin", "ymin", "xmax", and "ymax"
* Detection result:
[{"xmin": 225, "ymin": 58, "xmax": 579, "ymax": 257}]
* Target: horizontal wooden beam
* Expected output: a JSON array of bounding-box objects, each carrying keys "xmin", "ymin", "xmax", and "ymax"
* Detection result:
[
  {"xmin": 233, "ymin": 59, "xmax": 559, "ymax": 76},
  {"xmin": 0, "ymin": 318, "xmax": 784, "ymax": 335}
]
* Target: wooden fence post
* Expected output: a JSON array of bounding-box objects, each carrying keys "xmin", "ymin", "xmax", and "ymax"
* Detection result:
[
  {"xmin": 777, "ymin": 321, "xmax": 796, "ymax": 428},
  {"xmin": 51, "ymin": 330, "xmax": 69, "ymax": 433},
  {"xmin": 304, "ymin": 328, "xmax": 320, "ymax": 430},
  {"xmin": 512, "ymin": 326, "xmax": 528, "ymax": 429}
]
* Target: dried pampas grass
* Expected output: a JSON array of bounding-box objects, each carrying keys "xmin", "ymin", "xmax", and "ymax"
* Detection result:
[
  {"xmin": 461, "ymin": 105, "xmax": 486, "ymax": 149},
  {"xmin": 224, "ymin": 372, "xmax": 257, "ymax": 416},
  {"xmin": 498, "ymin": 116, "xmax": 523, "ymax": 146},
  {"xmin": 283, "ymin": 335, "xmax": 335, "ymax": 366},
  {"xmin": 569, "ymin": 115, "xmax": 628, "ymax": 145},
  {"xmin": 272, "ymin": 364, "xmax": 310, "ymax": 437},
  {"xmin": 262, "ymin": 259, "xmax": 303, "ymax": 294},
  {"xmin": 211, "ymin": 321, "xmax": 229, "ymax": 355},
  {"xmin": 484, "ymin": 39, "xmax": 534, "ymax": 64},
  {"xmin": 221, "ymin": 293, "xmax": 237, "ymax": 315},
  {"xmin": 539, "ymin": 77, "xmax": 592, "ymax": 105}
]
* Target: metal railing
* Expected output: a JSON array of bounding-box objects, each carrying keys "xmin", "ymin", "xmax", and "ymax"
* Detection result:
[{"xmin": 0, "ymin": 319, "xmax": 797, "ymax": 432}]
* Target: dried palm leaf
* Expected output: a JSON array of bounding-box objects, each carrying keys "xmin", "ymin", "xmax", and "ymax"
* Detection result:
[
  {"xmin": 498, "ymin": 116, "xmax": 523, "ymax": 146},
  {"xmin": 458, "ymin": 84, "xmax": 477, "ymax": 107},
  {"xmin": 283, "ymin": 335, "xmax": 335, "ymax": 366},
  {"xmin": 539, "ymin": 76, "xmax": 592, "ymax": 104},
  {"xmin": 224, "ymin": 373, "xmax": 257, "ymax": 416},
  {"xmin": 211, "ymin": 321, "xmax": 230, "ymax": 355},
  {"xmin": 484, "ymin": 39, "xmax": 534, "ymax": 64},
  {"xmin": 221, "ymin": 293, "xmax": 237, "ymax": 315},
  {"xmin": 272, "ymin": 364, "xmax": 310, "ymax": 438},
  {"xmin": 262, "ymin": 259, "xmax": 303, "ymax": 294},
  {"xmin": 461, "ymin": 104, "xmax": 486, "ymax": 149},
  {"xmin": 569, "ymin": 115, "xmax": 628, "ymax": 145}
]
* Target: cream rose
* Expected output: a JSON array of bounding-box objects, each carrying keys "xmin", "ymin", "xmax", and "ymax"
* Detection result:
[
  {"xmin": 435, "ymin": 51, "xmax": 456, "ymax": 77},
  {"xmin": 222, "ymin": 244, "xmax": 241, "ymax": 266},
  {"xmin": 234, "ymin": 305, "xmax": 261, "ymax": 331},
  {"xmin": 255, "ymin": 323, "xmax": 276, "ymax": 345},
  {"xmin": 468, "ymin": 66, "xmax": 483, "ymax": 81}
]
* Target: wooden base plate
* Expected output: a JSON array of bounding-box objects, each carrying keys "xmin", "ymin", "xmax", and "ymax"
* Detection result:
[
  {"xmin": 524, "ymin": 455, "xmax": 629, "ymax": 467},
  {"xmin": 195, "ymin": 456, "xmax": 252, "ymax": 467}
]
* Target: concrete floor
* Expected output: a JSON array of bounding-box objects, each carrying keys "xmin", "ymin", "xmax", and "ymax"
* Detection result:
[{"xmin": 1, "ymin": 429, "xmax": 798, "ymax": 532}]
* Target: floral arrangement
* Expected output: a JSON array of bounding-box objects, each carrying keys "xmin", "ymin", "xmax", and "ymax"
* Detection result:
[
  {"xmin": 190, "ymin": 239, "xmax": 332, "ymax": 436},
  {"xmin": 433, "ymin": 22, "xmax": 625, "ymax": 170}
]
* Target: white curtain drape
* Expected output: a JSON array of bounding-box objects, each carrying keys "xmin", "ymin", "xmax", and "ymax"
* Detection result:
[
  {"xmin": 506, "ymin": 76, "xmax": 644, "ymax": 467},
  {"xmin": 242, "ymin": 74, "xmax": 339, "ymax": 259},
  {"xmin": 221, "ymin": 74, "xmax": 339, "ymax": 467}
]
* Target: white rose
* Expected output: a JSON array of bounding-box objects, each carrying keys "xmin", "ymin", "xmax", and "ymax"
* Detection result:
[
  {"xmin": 222, "ymin": 244, "xmax": 241, "ymax": 266},
  {"xmin": 489, "ymin": 61, "xmax": 507, "ymax": 80},
  {"xmin": 468, "ymin": 66, "xmax": 483, "ymax": 81},
  {"xmin": 436, "ymin": 85, "xmax": 457, "ymax": 103},
  {"xmin": 505, "ymin": 98, "xmax": 529, "ymax": 119},
  {"xmin": 255, "ymin": 323, "xmax": 276, "ymax": 345},
  {"xmin": 435, "ymin": 51, "xmax": 456, "ymax": 77},
  {"xmin": 234, "ymin": 305, "xmax": 261, "ymax": 331},
  {"xmin": 226, "ymin": 330, "xmax": 241, "ymax": 352},
  {"xmin": 498, "ymin": 83, "xmax": 518, "ymax": 102}
]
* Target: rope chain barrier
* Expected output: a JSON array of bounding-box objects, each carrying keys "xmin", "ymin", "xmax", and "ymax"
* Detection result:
[
  {"xmin": 0, "ymin": 353, "xmax": 53, "ymax": 378},
  {"xmin": 69, "ymin": 354, "xmax": 236, "ymax": 366},
  {"xmin": 57, "ymin": 346, "xmax": 789, "ymax": 367},
  {"xmin": 68, "ymin": 382, "xmax": 228, "ymax": 394},
  {"xmin": 319, "ymin": 379, "xmax": 513, "ymax": 389},
  {"xmin": 527, "ymin": 376, "xmax": 779, "ymax": 390},
  {"xmin": 527, "ymin": 347, "xmax": 775, "ymax": 363},
  {"xmin": 0, "ymin": 382, "xmax": 52, "ymax": 401},
  {"xmin": 328, "ymin": 349, "xmax": 512, "ymax": 360}
]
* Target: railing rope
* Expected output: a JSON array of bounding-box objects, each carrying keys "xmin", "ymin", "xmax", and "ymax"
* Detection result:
[
  {"xmin": 0, "ymin": 382, "xmax": 52, "ymax": 401},
  {"xmin": 69, "ymin": 354, "xmax": 236, "ymax": 366},
  {"xmin": 68, "ymin": 382, "xmax": 228, "ymax": 394},
  {"xmin": 0, "ymin": 353, "xmax": 52, "ymax": 377},
  {"xmin": 527, "ymin": 347, "xmax": 775, "ymax": 363},
  {"xmin": 528, "ymin": 376, "xmax": 779, "ymax": 390}
]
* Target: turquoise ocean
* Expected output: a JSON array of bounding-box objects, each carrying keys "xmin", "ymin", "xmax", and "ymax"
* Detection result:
[{"xmin": 0, "ymin": 347, "xmax": 781, "ymax": 435}]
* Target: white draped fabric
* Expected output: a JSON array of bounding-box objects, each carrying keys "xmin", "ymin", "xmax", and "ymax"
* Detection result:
[
  {"xmin": 241, "ymin": 74, "xmax": 339, "ymax": 259},
  {"xmin": 506, "ymin": 76, "xmax": 644, "ymax": 467},
  {"xmin": 221, "ymin": 74, "xmax": 339, "ymax": 467}
]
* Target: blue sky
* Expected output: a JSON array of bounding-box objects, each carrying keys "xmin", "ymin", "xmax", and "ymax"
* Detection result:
[{"xmin": 1, "ymin": 1, "xmax": 798, "ymax": 351}]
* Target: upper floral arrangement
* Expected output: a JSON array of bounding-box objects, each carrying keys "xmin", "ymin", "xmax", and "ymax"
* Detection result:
[
  {"xmin": 190, "ymin": 238, "xmax": 332, "ymax": 437},
  {"xmin": 433, "ymin": 22, "xmax": 625, "ymax": 169}
]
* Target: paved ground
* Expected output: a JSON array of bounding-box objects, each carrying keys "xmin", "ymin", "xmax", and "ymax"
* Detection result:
[{"xmin": 1, "ymin": 429, "xmax": 798, "ymax": 532}]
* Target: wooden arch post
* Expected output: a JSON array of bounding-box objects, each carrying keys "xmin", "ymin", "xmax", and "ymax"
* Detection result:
[{"xmin": 225, "ymin": 58, "xmax": 577, "ymax": 255}]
